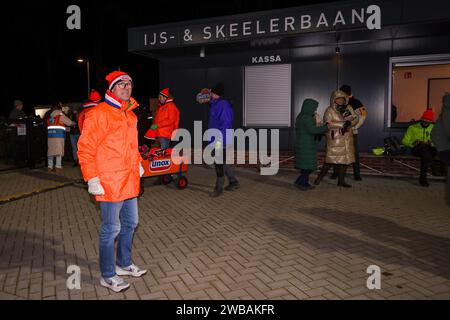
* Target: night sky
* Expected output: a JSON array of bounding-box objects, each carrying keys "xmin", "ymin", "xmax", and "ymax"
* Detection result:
[{"xmin": 4, "ymin": 0, "xmax": 338, "ymax": 117}]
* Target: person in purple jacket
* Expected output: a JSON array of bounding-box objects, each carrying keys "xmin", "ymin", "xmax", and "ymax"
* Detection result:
[{"xmin": 208, "ymin": 83, "xmax": 240, "ymax": 197}]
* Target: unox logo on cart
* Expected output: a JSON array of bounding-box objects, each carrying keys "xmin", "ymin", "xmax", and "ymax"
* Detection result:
[{"xmin": 151, "ymin": 159, "xmax": 171, "ymax": 171}]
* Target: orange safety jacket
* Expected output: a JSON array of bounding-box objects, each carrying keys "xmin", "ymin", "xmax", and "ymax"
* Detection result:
[{"xmin": 77, "ymin": 91, "xmax": 142, "ymax": 202}]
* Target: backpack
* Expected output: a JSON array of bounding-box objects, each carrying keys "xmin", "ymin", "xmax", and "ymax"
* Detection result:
[{"xmin": 384, "ymin": 136, "xmax": 405, "ymax": 156}]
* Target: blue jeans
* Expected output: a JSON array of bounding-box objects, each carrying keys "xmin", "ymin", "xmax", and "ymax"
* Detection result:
[
  {"xmin": 158, "ymin": 137, "xmax": 170, "ymax": 149},
  {"xmin": 99, "ymin": 198, "xmax": 139, "ymax": 278},
  {"xmin": 70, "ymin": 134, "xmax": 80, "ymax": 161}
]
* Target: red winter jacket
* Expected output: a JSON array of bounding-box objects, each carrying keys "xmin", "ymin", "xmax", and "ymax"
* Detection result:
[{"xmin": 153, "ymin": 99, "xmax": 180, "ymax": 140}]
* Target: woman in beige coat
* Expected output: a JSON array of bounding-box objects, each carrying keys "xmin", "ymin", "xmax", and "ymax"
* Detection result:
[
  {"xmin": 314, "ymin": 90, "xmax": 358, "ymax": 188},
  {"xmin": 47, "ymin": 104, "xmax": 74, "ymax": 172}
]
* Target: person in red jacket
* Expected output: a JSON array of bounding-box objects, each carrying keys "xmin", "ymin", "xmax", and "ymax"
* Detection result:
[
  {"xmin": 150, "ymin": 88, "xmax": 180, "ymax": 185},
  {"xmin": 151, "ymin": 88, "xmax": 180, "ymax": 149},
  {"xmin": 77, "ymin": 71, "xmax": 147, "ymax": 293},
  {"xmin": 78, "ymin": 89, "xmax": 102, "ymax": 134}
]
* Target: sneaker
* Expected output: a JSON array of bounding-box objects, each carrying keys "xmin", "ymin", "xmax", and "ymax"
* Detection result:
[
  {"xmin": 225, "ymin": 181, "xmax": 240, "ymax": 191},
  {"xmin": 116, "ymin": 264, "xmax": 147, "ymax": 278},
  {"xmin": 100, "ymin": 275, "xmax": 130, "ymax": 293}
]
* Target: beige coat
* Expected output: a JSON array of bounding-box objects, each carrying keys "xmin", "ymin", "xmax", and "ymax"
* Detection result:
[
  {"xmin": 47, "ymin": 110, "xmax": 74, "ymax": 157},
  {"xmin": 324, "ymin": 91, "xmax": 358, "ymax": 165}
]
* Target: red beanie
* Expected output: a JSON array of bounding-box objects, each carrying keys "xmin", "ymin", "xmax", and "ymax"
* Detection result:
[
  {"xmin": 421, "ymin": 109, "xmax": 435, "ymax": 122},
  {"xmin": 159, "ymin": 88, "xmax": 170, "ymax": 98},
  {"xmin": 105, "ymin": 71, "xmax": 133, "ymax": 91},
  {"xmin": 89, "ymin": 90, "xmax": 102, "ymax": 102}
]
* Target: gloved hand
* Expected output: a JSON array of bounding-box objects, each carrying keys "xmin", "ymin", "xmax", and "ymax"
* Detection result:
[
  {"xmin": 139, "ymin": 162, "xmax": 145, "ymax": 177},
  {"xmin": 151, "ymin": 124, "xmax": 158, "ymax": 130},
  {"xmin": 88, "ymin": 177, "xmax": 105, "ymax": 196}
]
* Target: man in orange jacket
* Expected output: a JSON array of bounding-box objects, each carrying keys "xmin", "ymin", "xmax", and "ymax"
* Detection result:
[
  {"xmin": 77, "ymin": 71, "xmax": 147, "ymax": 293},
  {"xmin": 151, "ymin": 88, "xmax": 180, "ymax": 185},
  {"xmin": 152, "ymin": 88, "xmax": 180, "ymax": 149}
]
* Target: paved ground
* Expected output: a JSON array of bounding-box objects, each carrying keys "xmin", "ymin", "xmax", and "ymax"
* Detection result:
[{"xmin": 0, "ymin": 164, "xmax": 449, "ymax": 300}]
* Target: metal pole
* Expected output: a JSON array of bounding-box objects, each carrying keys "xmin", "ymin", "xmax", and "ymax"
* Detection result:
[{"xmin": 87, "ymin": 59, "xmax": 91, "ymax": 98}]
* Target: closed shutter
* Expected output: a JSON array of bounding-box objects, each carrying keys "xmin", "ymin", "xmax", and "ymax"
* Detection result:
[{"xmin": 244, "ymin": 64, "xmax": 292, "ymax": 127}]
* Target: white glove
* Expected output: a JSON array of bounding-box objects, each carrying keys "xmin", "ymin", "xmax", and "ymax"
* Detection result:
[
  {"xmin": 139, "ymin": 162, "xmax": 145, "ymax": 177},
  {"xmin": 88, "ymin": 177, "xmax": 105, "ymax": 196}
]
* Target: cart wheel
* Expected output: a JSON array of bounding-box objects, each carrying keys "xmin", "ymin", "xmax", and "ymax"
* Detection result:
[
  {"xmin": 162, "ymin": 175, "xmax": 172, "ymax": 185},
  {"xmin": 177, "ymin": 176, "xmax": 188, "ymax": 190}
]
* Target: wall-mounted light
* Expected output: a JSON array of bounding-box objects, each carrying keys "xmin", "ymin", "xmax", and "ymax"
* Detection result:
[{"xmin": 200, "ymin": 47, "xmax": 205, "ymax": 59}]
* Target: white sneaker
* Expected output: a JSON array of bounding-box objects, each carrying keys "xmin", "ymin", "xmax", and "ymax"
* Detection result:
[
  {"xmin": 116, "ymin": 264, "xmax": 148, "ymax": 278},
  {"xmin": 100, "ymin": 275, "xmax": 130, "ymax": 293}
]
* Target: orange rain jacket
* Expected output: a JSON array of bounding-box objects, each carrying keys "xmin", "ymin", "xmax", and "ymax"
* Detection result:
[
  {"xmin": 153, "ymin": 98, "xmax": 180, "ymax": 140},
  {"xmin": 77, "ymin": 91, "xmax": 142, "ymax": 202}
]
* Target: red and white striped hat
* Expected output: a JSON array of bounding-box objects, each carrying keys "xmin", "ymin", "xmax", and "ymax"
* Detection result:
[{"xmin": 105, "ymin": 71, "xmax": 133, "ymax": 91}]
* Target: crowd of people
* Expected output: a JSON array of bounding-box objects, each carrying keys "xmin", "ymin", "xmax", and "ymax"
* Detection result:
[{"xmin": 5, "ymin": 70, "xmax": 449, "ymax": 293}]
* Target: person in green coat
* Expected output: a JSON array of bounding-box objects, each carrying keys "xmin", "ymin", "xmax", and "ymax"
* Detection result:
[{"xmin": 294, "ymin": 99, "xmax": 329, "ymax": 191}]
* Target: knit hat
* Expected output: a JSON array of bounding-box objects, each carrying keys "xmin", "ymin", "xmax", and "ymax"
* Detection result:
[
  {"xmin": 340, "ymin": 85, "xmax": 352, "ymax": 96},
  {"xmin": 211, "ymin": 83, "xmax": 225, "ymax": 97},
  {"xmin": 88, "ymin": 90, "xmax": 102, "ymax": 102},
  {"xmin": 421, "ymin": 109, "xmax": 435, "ymax": 122},
  {"xmin": 14, "ymin": 100, "xmax": 23, "ymax": 107},
  {"xmin": 105, "ymin": 71, "xmax": 133, "ymax": 91},
  {"xmin": 159, "ymin": 88, "xmax": 170, "ymax": 98}
]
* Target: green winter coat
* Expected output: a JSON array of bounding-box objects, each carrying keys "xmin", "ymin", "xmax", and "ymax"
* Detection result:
[
  {"xmin": 402, "ymin": 122, "xmax": 435, "ymax": 149},
  {"xmin": 295, "ymin": 99, "xmax": 328, "ymax": 170},
  {"xmin": 431, "ymin": 93, "xmax": 450, "ymax": 152}
]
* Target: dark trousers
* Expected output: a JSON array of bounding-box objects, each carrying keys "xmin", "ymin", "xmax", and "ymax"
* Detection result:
[
  {"xmin": 316, "ymin": 164, "xmax": 349, "ymax": 186},
  {"xmin": 412, "ymin": 144, "xmax": 438, "ymax": 180},
  {"xmin": 295, "ymin": 170, "xmax": 312, "ymax": 187},
  {"xmin": 214, "ymin": 148, "xmax": 237, "ymax": 191}
]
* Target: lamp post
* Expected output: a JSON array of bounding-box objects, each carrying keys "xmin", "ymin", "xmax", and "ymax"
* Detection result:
[{"xmin": 77, "ymin": 58, "xmax": 90, "ymax": 98}]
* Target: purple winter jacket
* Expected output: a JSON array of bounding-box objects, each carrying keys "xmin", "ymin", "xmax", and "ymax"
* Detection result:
[{"xmin": 208, "ymin": 97, "xmax": 233, "ymax": 146}]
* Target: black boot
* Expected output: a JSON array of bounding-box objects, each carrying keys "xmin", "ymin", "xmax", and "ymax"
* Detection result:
[
  {"xmin": 420, "ymin": 173, "xmax": 430, "ymax": 187},
  {"xmin": 337, "ymin": 165, "xmax": 352, "ymax": 188},
  {"xmin": 314, "ymin": 165, "xmax": 330, "ymax": 186},
  {"xmin": 330, "ymin": 167, "xmax": 338, "ymax": 180},
  {"xmin": 210, "ymin": 177, "xmax": 224, "ymax": 197},
  {"xmin": 225, "ymin": 180, "xmax": 240, "ymax": 191},
  {"xmin": 419, "ymin": 157, "xmax": 430, "ymax": 187}
]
